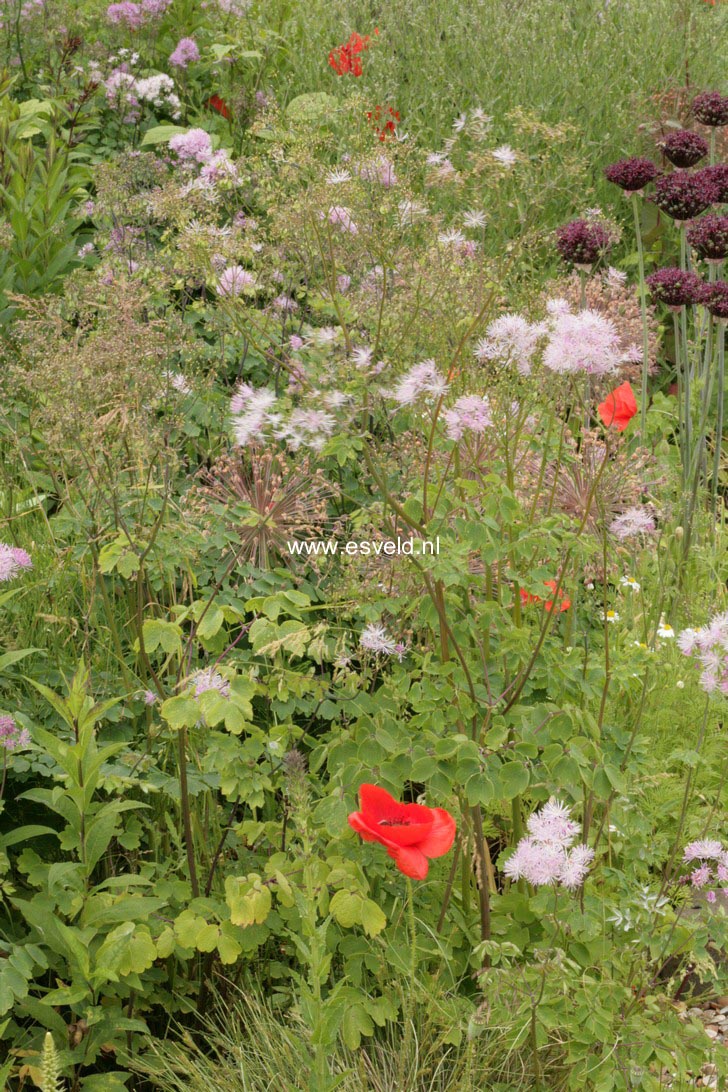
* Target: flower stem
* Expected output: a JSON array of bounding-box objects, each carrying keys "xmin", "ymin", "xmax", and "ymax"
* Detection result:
[
  {"xmin": 396, "ymin": 878, "xmax": 417, "ymax": 1089},
  {"xmin": 712, "ymin": 322, "xmax": 726, "ymax": 521},
  {"xmin": 632, "ymin": 194, "xmax": 650, "ymax": 441}
]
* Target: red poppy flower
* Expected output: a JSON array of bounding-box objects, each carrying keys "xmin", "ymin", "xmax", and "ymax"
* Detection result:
[
  {"xmin": 520, "ymin": 579, "xmax": 571, "ymax": 613},
  {"xmin": 598, "ymin": 381, "xmax": 638, "ymax": 432},
  {"xmin": 207, "ymin": 94, "xmax": 231, "ymax": 120},
  {"xmin": 328, "ymin": 31, "xmax": 373, "ymax": 77},
  {"xmin": 347, "ymin": 784, "xmax": 456, "ymax": 880},
  {"xmin": 367, "ymin": 104, "xmax": 400, "ymax": 141}
]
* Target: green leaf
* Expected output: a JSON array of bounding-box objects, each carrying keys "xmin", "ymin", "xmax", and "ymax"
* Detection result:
[
  {"xmin": 161, "ymin": 696, "xmax": 200, "ymax": 730},
  {"xmin": 360, "ymin": 899, "xmax": 386, "ymax": 937},
  {"xmin": 329, "ymin": 889, "xmax": 361, "ymax": 930},
  {"xmin": 498, "ymin": 761, "xmax": 530, "ymax": 800},
  {"xmin": 341, "ymin": 1004, "xmax": 374, "ymax": 1050},
  {"xmin": 141, "ymin": 124, "xmax": 187, "ymax": 146}
]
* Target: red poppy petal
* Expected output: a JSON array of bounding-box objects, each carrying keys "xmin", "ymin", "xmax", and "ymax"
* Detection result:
[
  {"xmin": 358, "ymin": 783, "xmax": 401, "ymax": 821},
  {"xmin": 347, "ymin": 811, "xmax": 382, "ymax": 843},
  {"xmin": 388, "ymin": 845, "xmax": 429, "ymax": 879},
  {"xmin": 416, "ymin": 808, "xmax": 456, "ymax": 858}
]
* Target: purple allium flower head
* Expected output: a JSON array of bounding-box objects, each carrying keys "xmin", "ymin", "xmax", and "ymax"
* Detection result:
[
  {"xmin": 645, "ymin": 267, "xmax": 704, "ymax": 310},
  {"xmin": 217, "ymin": 265, "xmax": 254, "ymax": 297},
  {"xmin": 169, "ymin": 37, "xmax": 200, "ymax": 68},
  {"xmin": 442, "ymin": 395, "xmax": 493, "ymax": 441},
  {"xmin": 700, "ymin": 164, "xmax": 728, "ymax": 203},
  {"xmin": 686, "ymin": 214, "xmax": 728, "ymax": 262},
  {"xmin": 168, "ymin": 128, "xmax": 213, "ymax": 163},
  {"xmin": 652, "ymin": 171, "xmax": 718, "ymax": 222},
  {"xmin": 604, "ymin": 157, "xmax": 659, "ymax": 194},
  {"xmin": 699, "ymin": 280, "xmax": 728, "ymax": 320},
  {"xmin": 692, "ymin": 91, "xmax": 728, "ymax": 128},
  {"xmin": 660, "ymin": 129, "xmax": 709, "ymax": 169},
  {"xmin": 542, "ymin": 310, "xmax": 621, "ymax": 375},
  {"xmin": 555, "ymin": 219, "xmax": 611, "ymax": 267}
]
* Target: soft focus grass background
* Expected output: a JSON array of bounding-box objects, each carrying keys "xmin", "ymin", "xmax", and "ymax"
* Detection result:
[{"xmin": 265, "ymin": 0, "xmax": 725, "ymax": 203}]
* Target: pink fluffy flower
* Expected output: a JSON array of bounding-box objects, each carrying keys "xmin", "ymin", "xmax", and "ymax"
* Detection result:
[
  {"xmin": 442, "ymin": 395, "xmax": 493, "ymax": 441},
  {"xmin": 543, "ymin": 310, "xmax": 621, "ymax": 375},
  {"xmin": 168, "ymin": 128, "xmax": 213, "ymax": 163},
  {"xmin": 474, "ymin": 313, "xmax": 545, "ymax": 375},
  {"xmin": 169, "ymin": 37, "xmax": 200, "ymax": 68},
  {"xmin": 502, "ymin": 798, "xmax": 594, "ymax": 889},
  {"xmin": 217, "ymin": 265, "xmax": 254, "ymax": 297},
  {"xmin": 328, "ymin": 206, "xmax": 358, "ymax": 234},
  {"xmin": 0, "ymin": 715, "xmax": 31, "ymax": 751},
  {"xmin": 0, "ymin": 543, "xmax": 32, "ymax": 582},
  {"xmin": 391, "ymin": 360, "xmax": 449, "ymax": 405}
]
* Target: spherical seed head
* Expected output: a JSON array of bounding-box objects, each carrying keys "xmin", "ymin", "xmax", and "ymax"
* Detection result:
[
  {"xmin": 555, "ymin": 219, "xmax": 611, "ymax": 266},
  {"xmin": 661, "ymin": 129, "xmax": 708, "ymax": 169},
  {"xmin": 686, "ymin": 214, "xmax": 728, "ymax": 261},
  {"xmin": 699, "ymin": 280, "xmax": 728, "ymax": 320},
  {"xmin": 652, "ymin": 171, "xmax": 717, "ymax": 221},
  {"xmin": 692, "ymin": 91, "xmax": 728, "ymax": 128},
  {"xmin": 645, "ymin": 267, "xmax": 704, "ymax": 308},
  {"xmin": 604, "ymin": 157, "xmax": 659, "ymax": 193}
]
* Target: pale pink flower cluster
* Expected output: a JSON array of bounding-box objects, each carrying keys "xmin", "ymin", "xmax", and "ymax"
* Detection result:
[
  {"xmin": 0, "ymin": 543, "xmax": 32, "ymax": 582},
  {"xmin": 682, "ymin": 840, "xmax": 728, "ymax": 904},
  {"xmin": 230, "ymin": 384, "xmax": 338, "ymax": 453},
  {"xmin": 678, "ymin": 612, "xmax": 728, "ymax": 695},
  {"xmin": 443, "ymin": 395, "xmax": 493, "ymax": 441},
  {"xmin": 359, "ymin": 624, "xmax": 397, "ymax": 656},
  {"xmin": 360, "ymin": 158, "xmax": 397, "ymax": 188},
  {"xmin": 168, "ymin": 129, "xmax": 237, "ymax": 183},
  {"xmin": 503, "ymin": 799, "xmax": 594, "ymax": 889},
  {"xmin": 0, "ymin": 715, "xmax": 31, "ymax": 751},
  {"xmin": 328, "ymin": 206, "xmax": 358, "ymax": 234},
  {"xmin": 542, "ymin": 309, "xmax": 621, "ymax": 376},
  {"xmin": 390, "ymin": 360, "xmax": 449, "ymax": 405},
  {"xmin": 609, "ymin": 507, "xmax": 656, "ymax": 540},
  {"xmin": 217, "ymin": 265, "xmax": 255, "ymax": 297},
  {"xmin": 474, "ymin": 314, "xmax": 545, "ymax": 376},
  {"xmin": 169, "ymin": 37, "xmax": 199, "ymax": 68},
  {"xmin": 193, "ymin": 669, "xmax": 231, "ymax": 698}
]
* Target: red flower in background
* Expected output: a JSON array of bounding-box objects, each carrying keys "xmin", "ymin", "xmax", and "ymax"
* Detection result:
[
  {"xmin": 348, "ymin": 783, "xmax": 456, "ymax": 880},
  {"xmin": 598, "ymin": 381, "xmax": 638, "ymax": 432},
  {"xmin": 207, "ymin": 94, "xmax": 231, "ymax": 119},
  {"xmin": 328, "ymin": 30, "xmax": 377, "ymax": 77},
  {"xmin": 520, "ymin": 579, "xmax": 571, "ymax": 613},
  {"xmin": 367, "ymin": 104, "xmax": 400, "ymax": 141}
]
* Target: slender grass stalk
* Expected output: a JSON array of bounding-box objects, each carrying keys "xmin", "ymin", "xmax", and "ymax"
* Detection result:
[
  {"xmin": 395, "ymin": 877, "xmax": 418, "ymax": 1090},
  {"xmin": 712, "ymin": 321, "xmax": 726, "ymax": 520},
  {"xmin": 632, "ymin": 193, "xmax": 651, "ymax": 441}
]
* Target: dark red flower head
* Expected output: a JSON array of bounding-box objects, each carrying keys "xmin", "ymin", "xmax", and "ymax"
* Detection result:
[
  {"xmin": 692, "ymin": 91, "xmax": 728, "ymax": 128},
  {"xmin": 699, "ymin": 281, "xmax": 728, "ymax": 321},
  {"xmin": 651, "ymin": 171, "xmax": 718, "ymax": 222},
  {"xmin": 347, "ymin": 784, "xmax": 456, "ymax": 880},
  {"xmin": 660, "ymin": 129, "xmax": 708, "ymax": 169},
  {"xmin": 699, "ymin": 164, "xmax": 728, "ymax": 203},
  {"xmin": 646, "ymin": 267, "xmax": 704, "ymax": 309},
  {"xmin": 598, "ymin": 381, "xmax": 638, "ymax": 432},
  {"xmin": 686, "ymin": 214, "xmax": 728, "ymax": 262},
  {"xmin": 604, "ymin": 157, "xmax": 659, "ymax": 193},
  {"xmin": 555, "ymin": 219, "xmax": 611, "ymax": 267}
]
